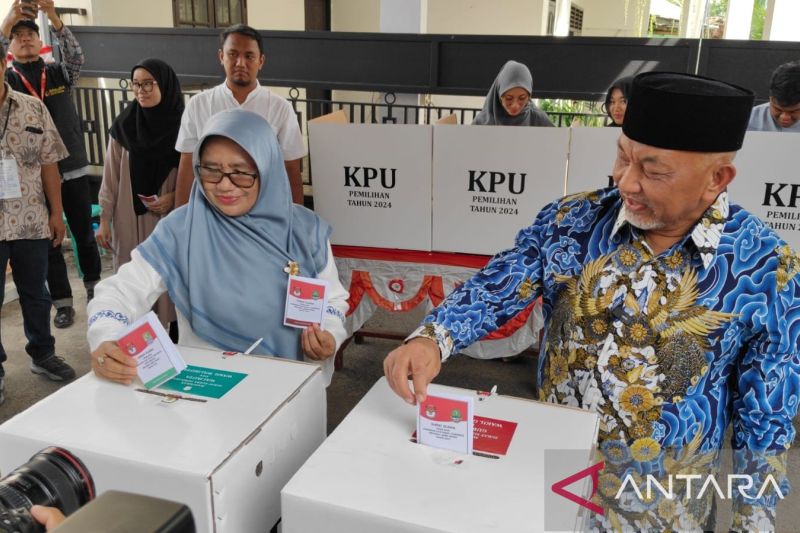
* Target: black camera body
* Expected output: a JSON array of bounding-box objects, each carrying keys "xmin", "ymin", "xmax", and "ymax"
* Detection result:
[{"xmin": 0, "ymin": 447, "xmax": 94, "ymax": 533}]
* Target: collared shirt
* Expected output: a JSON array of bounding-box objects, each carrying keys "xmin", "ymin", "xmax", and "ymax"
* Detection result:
[
  {"xmin": 0, "ymin": 87, "xmax": 68, "ymax": 241},
  {"xmin": 748, "ymin": 102, "xmax": 800, "ymax": 133},
  {"xmin": 413, "ymin": 187, "xmax": 800, "ymax": 531},
  {"xmin": 175, "ymin": 81, "xmax": 306, "ymax": 160}
]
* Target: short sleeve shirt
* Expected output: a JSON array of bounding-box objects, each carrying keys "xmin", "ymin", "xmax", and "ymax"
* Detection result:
[
  {"xmin": 0, "ymin": 87, "xmax": 68, "ymax": 241},
  {"xmin": 175, "ymin": 82, "xmax": 306, "ymax": 160}
]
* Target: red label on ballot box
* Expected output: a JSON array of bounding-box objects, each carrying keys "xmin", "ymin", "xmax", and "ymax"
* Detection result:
[{"xmin": 473, "ymin": 416, "xmax": 517, "ymax": 456}]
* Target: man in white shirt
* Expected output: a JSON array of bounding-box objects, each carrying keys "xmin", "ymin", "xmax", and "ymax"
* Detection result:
[
  {"xmin": 747, "ymin": 60, "xmax": 800, "ymax": 133},
  {"xmin": 174, "ymin": 24, "xmax": 305, "ymax": 205}
]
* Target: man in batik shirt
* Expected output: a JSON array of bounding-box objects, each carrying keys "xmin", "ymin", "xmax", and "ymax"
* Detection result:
[{"xmin": 384, "ymin": 72, "xmax": 800, "ymax": 531}]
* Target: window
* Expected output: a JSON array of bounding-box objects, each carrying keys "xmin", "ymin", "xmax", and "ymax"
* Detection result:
[
  {"xmin": 173, "ymin": 0, "xmax": 246, "ymax": 28},
  {"xmin": 569, "ymin": 4, "xmax": 584, "ymax": 36}
]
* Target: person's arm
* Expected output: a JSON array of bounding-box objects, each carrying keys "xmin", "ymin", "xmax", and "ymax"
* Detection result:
[
  {"xmin": 301, "ymin": 242, "xmax": 349, "ymax": 362},
  {"xmin": 285, "ymin": 158, "xmax": 303, "ymax": 204},
  {"xmin": 729, "ymin": 276, "xmax": 800, "ymax": 531},
  {"xmin": 87, "ymin": 249, "xmax": 168, "ymax": 384},
  {"xmin": 96, "ymin": 140, "xmax": 121, "ymax": 250},
  {"xmin": 41, "ymin": 162, "xmax": 65, "ymax": 247},
  {"xmin": 0, "ymin": 1, "xmax": 26, "ymax": 40},
  {"xmin": 174, "ymin": 152, "xmax": 194, "ymax": 207},
  {"xmin": 39, "ymin": 0, "xmax": 85, "ymax": 85},
  {"xmin": 384, "ymin": 200, "xmax": 553, "ymax": 404}
]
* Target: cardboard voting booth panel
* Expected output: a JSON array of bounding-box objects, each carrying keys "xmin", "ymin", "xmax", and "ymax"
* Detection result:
[
  {"xmin": 432, "ymin": 125, "xmax": 570, "ymax": 255},
  {"xmin": 282, "ymin": 378, "xmax": 599, "ymax": 533},
  {"xmin": 0, "ymin": 347, "xmax": 326, "ymax": 533},
  {"xmin": 309, "ymin": 122, "xmax": 433, "ymax": 250},
  {"xmin": 727, "ymin": 131, "xmax": 800, "ymax": 250},
  {"xmin": 566, "ymin": 127, "xmax": 620, "ymax": 194}
]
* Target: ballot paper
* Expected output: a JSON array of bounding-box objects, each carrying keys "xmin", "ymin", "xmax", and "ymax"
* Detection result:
[
  {"xmin": 137, "ymin": 193, "xmax": 159, "ymax": 204},
  {"xmin": 118, "ymin": 311, "xmax": 187, "ymax": 389},
  {"xmin": 0, "ymin": 159, "xmax": 22, "ymax": 200},
  {"xmin": 284, "ymin": 275, "xmax": 329, "ymax": 328},
  {"xmin": 417, "ymin": 392, "xmax": 474, "ymax": 454}
]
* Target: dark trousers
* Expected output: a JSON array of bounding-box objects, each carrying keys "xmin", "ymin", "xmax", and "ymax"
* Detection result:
[
  {"xmin": 0, "ymin": 239, "xmax": 56, "ymax": 374},
  {"xmin": 47, "ymin": 176, "xmax": 101, "ymax": 308}
]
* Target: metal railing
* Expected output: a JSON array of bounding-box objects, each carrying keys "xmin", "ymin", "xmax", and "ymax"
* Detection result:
[{"xmin": 71, "ymin": 84, "xmax": 607, "ymax": 183}]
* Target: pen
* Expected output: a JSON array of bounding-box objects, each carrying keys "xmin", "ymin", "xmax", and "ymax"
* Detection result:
[{"xmin": 244, "ymin": 338, "xmax": 264, "ymax": 355}]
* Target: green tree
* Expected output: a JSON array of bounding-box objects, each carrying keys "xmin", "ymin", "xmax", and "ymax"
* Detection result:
[{"xmin": 750, "ymin": 0, "xmax": 767, "ymax": 40}]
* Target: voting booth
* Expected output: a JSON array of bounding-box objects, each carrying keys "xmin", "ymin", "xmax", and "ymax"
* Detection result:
[
  {"xmin": 0, "ymin": 347, "xmax": 326, "ymax": 533},
  {"xmin": 432, "ymin": 125, "xmax": 569, "ymax": 255},
  {"xmin": 309, "ymin": 121, "xmax": 433, "ymax": 251},
  {"xmin": 566, "ymin": 127, "xmax": 619, "ymax": 194},
  {"xmin": 727, "ymin": 131, "xmax": 800, "ymax": 250},
  {"xmin": 282, "ymin": 378, "xmax": 599, "ymax": 533}
]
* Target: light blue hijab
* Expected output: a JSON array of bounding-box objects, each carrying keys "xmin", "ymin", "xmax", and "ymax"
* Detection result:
[{"xmin": 138, "ymin": 109, "xmax": 331, "ymax": 359}]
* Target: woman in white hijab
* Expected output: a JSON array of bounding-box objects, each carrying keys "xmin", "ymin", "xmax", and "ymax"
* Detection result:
[{"xmin": 472, "ymin": 60, "xmax": 554, "ymax": 126}]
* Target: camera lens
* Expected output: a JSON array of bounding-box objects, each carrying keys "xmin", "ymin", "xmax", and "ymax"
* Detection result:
[{"xmin": 0, "ymin": 447, "xmax": 95, "ymax": 515}]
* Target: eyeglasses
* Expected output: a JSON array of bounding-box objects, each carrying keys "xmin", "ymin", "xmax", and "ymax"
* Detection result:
[
  {"xmin": 131, "ymin": 80, "xmax": 158, "ymax": 93},
  {"xmin": 195, "ymin": 165, "xmax": 259, "ymax": 188}
]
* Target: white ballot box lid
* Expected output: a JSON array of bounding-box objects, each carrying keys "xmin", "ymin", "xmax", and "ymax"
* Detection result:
[
  {"xmin": 0, "ymin": 347, "xmax": 320, "ymax": 476},
  {"xmin": 282, "ymin": 377, "xmax": 599, "ymax": 533}
]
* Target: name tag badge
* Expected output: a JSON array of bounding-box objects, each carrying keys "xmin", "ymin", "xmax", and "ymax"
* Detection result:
[{"xmin": 0, "ymin": 153, "xmax": 22, "ymax": 200}]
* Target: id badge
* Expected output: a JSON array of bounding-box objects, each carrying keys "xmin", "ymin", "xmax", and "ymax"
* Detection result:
[{"xmin": 0, "ymin": 151, "xmax": 21, "ymax": 200}]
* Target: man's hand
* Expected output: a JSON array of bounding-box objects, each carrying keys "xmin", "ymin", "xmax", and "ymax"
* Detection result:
[
  {"xmin": 48, "ymin": 212, "xmax": 65, "ymax": 247},
  {"xmin": 91, "ymin": 341, "xmax": 138, "ymax": 385},
  {"xmin": 384, "ymin": 337, "xmax": 442, "ymax": 405},
  {"xmin": 37, "ymin": 0, "xmax": 62, "ymax": 31},
  {"xmin": 30, "ymin": 505, "xmax": 65, "ymax": 531},
  {"xmin": 301, "ymin": 324, "xmax": 336, "ymax": 361},
  {"xmin": 2, "ymin": 1, "xmax": 27, "ymax": 38},
  {"xmin": 145, "ymin": 192, "xmax": 175, "ymax": 216}
]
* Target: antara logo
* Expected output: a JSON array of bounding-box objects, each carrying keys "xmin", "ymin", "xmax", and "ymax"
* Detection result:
[{"xmin": 550, "ymin": 461, "xmax": 605, "ymax": 515}]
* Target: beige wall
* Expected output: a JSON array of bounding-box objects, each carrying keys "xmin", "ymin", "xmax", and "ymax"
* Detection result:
[
  {"xmin": 581, "ymin": 0, "xmax": 651, "ymax": 37},
  {"xmin": 90, "ymin": 0, "xmax": 172, "ymax": 27},
  {"xmin": 425, "ymin": 0, "xmax": 544, "ymax": 36},
  {"xmin": 331, "ymin": 0, "xmax": 380, "ymax": 32},
  {"xmin": 248, "ymin": 0, "xmax": 304, "ymax": 31},
  {"xmin": 0, "ymin": 0, "xmax": 92, "ymax": 25}
]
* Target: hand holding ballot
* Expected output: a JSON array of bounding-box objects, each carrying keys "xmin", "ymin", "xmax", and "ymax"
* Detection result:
[
  {"xmin": 384, "ymin": 337, "xmax": 441, "ymax": 405},
  {"xmin": 301, "ymin": 324, "xmax": 336, "ymax": 361},
  {"xmin": 91, "ymin": 340, "xmax": 138, "ymax": 385}
]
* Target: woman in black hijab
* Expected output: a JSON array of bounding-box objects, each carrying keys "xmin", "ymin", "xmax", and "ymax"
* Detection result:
[
  {"xmin": 96, "ymin": 58, "xmax": 183, "ymax": 325},
  {"xmin": 603, "ymin": 76, "xmax": 633, "ymax": 127}
]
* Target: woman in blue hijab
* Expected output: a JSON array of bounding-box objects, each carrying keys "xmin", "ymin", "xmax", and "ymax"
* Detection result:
[{"xmin": 87, "ymin": 109, "xmax": 348, "ymax": 386}]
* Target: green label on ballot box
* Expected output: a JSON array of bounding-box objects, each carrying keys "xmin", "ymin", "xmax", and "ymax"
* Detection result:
[{"xmin": 157, "ymin": 365, "xmax": 247, "ymax": 399}]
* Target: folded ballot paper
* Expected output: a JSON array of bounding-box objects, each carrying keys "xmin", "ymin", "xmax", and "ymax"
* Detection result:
[{"xmin": 117, "ymin": 311, "xmax": 187, "ymax": 390}]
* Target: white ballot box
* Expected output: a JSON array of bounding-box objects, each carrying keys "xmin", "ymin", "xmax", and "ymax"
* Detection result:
[
  {"xmin": 309, "ymin": 122, "xmax": 433, "ymax": 250},
  {"xmin": 727, "ymin": 131, "xmax": 800, "ymax": 250},
  {"xmin": 432, "ymin": 125, "xmax": 569, "ymax": 255},
  {"xmin": 566, "ymin": 127, "xmax": 620, "ymax": 194},
  {"xmin": 0, "ymin": 347, "xmax": 326, "ymax": 533},
  {"xmin": 282, "ymin": 378, "xmax": 599, "ymax": 533}
]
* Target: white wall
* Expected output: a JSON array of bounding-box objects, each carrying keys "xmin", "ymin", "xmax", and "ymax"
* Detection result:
[{"xmin": 765, "ymin": 0, "xmax": 800, "ymax": 42}]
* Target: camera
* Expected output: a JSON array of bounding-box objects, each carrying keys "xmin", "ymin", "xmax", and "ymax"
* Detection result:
[{"xmin": 0, "ymin": 447, "xmax": 94, "ymax": 533}]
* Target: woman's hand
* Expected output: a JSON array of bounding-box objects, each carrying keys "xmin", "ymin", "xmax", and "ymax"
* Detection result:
[
  {"xmin": 91, "ymin": 341, "xmax": 138, "ymax": 385},
  {"xmin": 146, "ymin": 192, "xmax": 175, "ymax": 216},
  {"xmin": 301, "ymin": 324, "xmax": 336, "ymax": 361},
  {"xmin": 95, "ymin": 219, "xmax": 112, "ymax": 251}
]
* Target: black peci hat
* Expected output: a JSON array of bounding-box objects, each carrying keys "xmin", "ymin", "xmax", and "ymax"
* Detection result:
[
  {"xmin": 622, "ymin": 72, "xmax": 754, "ymax": 152},
  {"xmin": 11, "ymin": 19, "xmax": 39, "ymax": 35}
]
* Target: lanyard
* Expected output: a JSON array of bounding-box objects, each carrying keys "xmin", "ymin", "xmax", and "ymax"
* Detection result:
[{"xmin": 10, "ymin": 65, "xmax": 46, "ymax": 100}]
